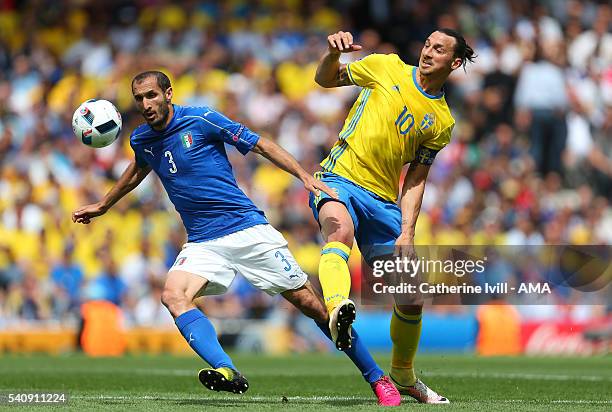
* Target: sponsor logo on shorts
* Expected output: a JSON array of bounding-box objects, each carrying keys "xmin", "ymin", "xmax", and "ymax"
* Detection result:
[{"xmin": 174, "ymin": 257, "xmax": 187, "ymax": 266}]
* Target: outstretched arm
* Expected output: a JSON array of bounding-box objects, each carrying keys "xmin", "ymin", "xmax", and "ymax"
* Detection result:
[
  {"xmin": 315, "ymin": 31, "xmax": 362, "ymax": 88},
  {"xmin": 72, "ymin": 160, "xmax": 151, "ymax": 224},
  {"xmin": 252, "ymin": 137, "xmax": 337, "ymax": 200}
]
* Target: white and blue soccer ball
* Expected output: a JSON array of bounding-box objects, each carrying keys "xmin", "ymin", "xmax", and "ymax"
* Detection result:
[{"xmin": 72, "ymin": 99, "xmax": 122, "ymax": 148}]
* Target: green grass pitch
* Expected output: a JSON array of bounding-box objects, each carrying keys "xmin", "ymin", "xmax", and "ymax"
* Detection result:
[{"xmin": 1, "ymin": 353, "xmax": 610, "ymax": 411}]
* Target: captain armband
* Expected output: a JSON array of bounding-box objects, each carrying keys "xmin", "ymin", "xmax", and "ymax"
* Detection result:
[{"xmin": 414, "ymin": 146, "xmax": 439, "ymax": 165}]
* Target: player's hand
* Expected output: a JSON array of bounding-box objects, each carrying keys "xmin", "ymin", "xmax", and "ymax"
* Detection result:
[
  {"xmin": 72, "ymin": 202, "xmax": 107, "ymax": 224},
  {"xmin": 394, "ymin": 233, "xmax": 417, "ymax": 262},
  {"xmin": 327, "ymin": 31, "xmax": 362, "ymax": 55},
  {"xmin": 302, "ymin": 175, "xmax": 338, "ymax": 200},
  {"xmin": 393, "ymin": 234, "xmax": 423, "ymax": 305}
]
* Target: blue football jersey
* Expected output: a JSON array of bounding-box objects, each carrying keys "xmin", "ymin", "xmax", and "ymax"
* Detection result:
[{"xmin": 129, "ymin": 105, "xmax": 267, "ymax": 242}]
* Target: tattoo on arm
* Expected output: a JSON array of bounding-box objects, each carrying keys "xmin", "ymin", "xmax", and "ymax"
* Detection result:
[{"xmin": 337, "ymin": 65, "xmax": 352, "ymax": 86}]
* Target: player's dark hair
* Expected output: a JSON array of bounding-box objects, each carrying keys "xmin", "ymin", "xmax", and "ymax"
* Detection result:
[
  {"xmin": 132, "ymin": 71, "xmax": 172, "ymax": 92},
  {"xmin": 437, "ymin": 28, "xmax": 476, "ymax": 71}
]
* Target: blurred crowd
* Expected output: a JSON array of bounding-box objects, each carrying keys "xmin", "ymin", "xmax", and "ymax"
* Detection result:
[{"xmin": 0, "ymin": 0, "xmax": 610, "ymax": 330}]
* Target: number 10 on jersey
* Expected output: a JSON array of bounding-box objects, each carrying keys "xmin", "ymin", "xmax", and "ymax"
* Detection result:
[{"xmin": 395, "ymin": 106, "xmax": 414, "ymax": 135}]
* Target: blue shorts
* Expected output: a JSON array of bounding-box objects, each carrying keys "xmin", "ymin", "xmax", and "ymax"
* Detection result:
[{"xmin": 309, "ymin": 172, "xmax": 401, "ymax": 264}]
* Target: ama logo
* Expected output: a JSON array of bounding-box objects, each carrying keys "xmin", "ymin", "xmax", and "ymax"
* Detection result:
[{"xmin": 420, "ymin": 113, "xmax": 435, "ymax": 131}]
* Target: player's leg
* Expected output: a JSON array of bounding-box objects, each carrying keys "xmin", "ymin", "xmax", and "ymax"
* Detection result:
[
  {"xmin": 318, "ymin": 200, "xmax": 354, "ymax": 312},
  {"xmin": 234, "ymin": 224, "xmax": 400, "ymax": 406},
  {"xmin": 280, "ymin": 280, "xmax": 327, "ymax": 323},
  {"xmin": 281, "ymin": 279, "xmax": 400, "ymax": 405},
  {"xmin": 282, "ymin": 279, "xmax": 382, "ymax": 377},
  {"xmin": 310, "ymin": 174, "xmax": 359, "ymax": 351},
  {"xmin": 390, "ymin": 303, "xmax": 447, "ymax": 404},
  {"xmin": 317, "ymin": 200, "xmax": 358, "ymax": 350},
  {"xmin": 282, "ymin": 282, "xmax": 399, "ymax": 406},
  {"xmin": 358, "ymin": 199, "xmax": 448, "ymax": 404},
  {"xmin": 389, "ymin": 303, "xmax": 423, "ymax": 387},
  {"xmin": 162, "ymin": 248, "xmax": 248, "ymax": 394},
  {"xmin": 162, "ymin": 270, "xmax": 235, "ymax": 370}
]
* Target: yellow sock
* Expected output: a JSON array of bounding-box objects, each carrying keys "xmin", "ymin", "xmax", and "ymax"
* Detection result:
[
  {"xmin": 390, "ymin": 305, "xmax": 422, "ymax": 387},
  {"xmin": 319, "ymin": 241, "xmax": 352, "ymax": 314}
]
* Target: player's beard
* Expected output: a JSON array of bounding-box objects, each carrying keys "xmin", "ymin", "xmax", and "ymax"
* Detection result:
[{"xmin": 148, "ymin": 100, "xmax": 171, "ymax": 129}]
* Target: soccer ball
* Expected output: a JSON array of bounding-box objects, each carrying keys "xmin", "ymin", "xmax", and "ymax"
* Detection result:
[{"xmin": 72, "ymin": 99, "xmax": 122, "ymax": 148}]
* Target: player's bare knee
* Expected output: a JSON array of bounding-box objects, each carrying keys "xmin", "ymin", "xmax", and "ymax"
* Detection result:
[
  {"xmin": 321, "ymin": 216, "xmax": 353, "ymax": 245},
  {"xmin": 319, "ymin": 202, "xmax": 354, "ymax": 246},
  {"xmin": 326, "ymin": 229, "xmax": 353, "ymax": 247},
  {"xmin": 160, "ymin": 288, "xmax": 178, "ymax": 309},
  {"xmin": 161, "ymin": 288, "xmax": 190, "ymax": 316}
]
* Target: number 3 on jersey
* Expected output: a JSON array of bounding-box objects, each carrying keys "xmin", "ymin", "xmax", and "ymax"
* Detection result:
[{"xmin": 165, "ymin": 150, "xmax": 178, "ymax": 174}]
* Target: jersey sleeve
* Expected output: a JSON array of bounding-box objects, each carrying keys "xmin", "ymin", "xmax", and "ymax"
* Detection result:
[
  {"xmin": 414, "ymin": 146, "xmax": 440, "ymax": 165},
  {"xmin": 129, "ymin": 139, "xmax": 148, "ymax": 168},
  {"xmin": 423, "ymin": 123, "xmax": 453, "ymax": 151},
  {"xmin": 416, "ymin": 124, "xmax": 454, "ymax": 165},
  {"xmin": 199, "ymin": 109, "xmax": 260, "ymax": 155},
  {"xmin": 346, "ymin": 53, "xmax": 397, "ymax": 88}
]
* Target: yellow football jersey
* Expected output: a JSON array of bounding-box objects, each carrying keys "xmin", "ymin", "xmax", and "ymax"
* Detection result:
[{"xmin": 320, "ymin": 53, "xmax": 455, "ymax": 202}]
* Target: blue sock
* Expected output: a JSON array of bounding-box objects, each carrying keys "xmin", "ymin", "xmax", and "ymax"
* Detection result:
[
  {"xmin": 175, "ymin": 308, "xmax": 235, "ymax": 370},
  {"xmin": 316, "ymin": 321, "xmax": 384, "ymax": 384}
]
